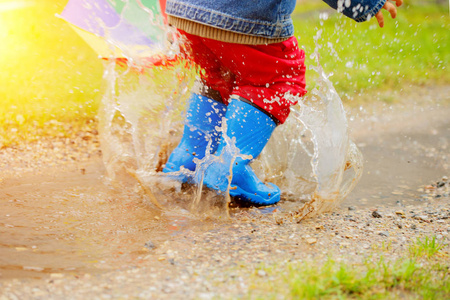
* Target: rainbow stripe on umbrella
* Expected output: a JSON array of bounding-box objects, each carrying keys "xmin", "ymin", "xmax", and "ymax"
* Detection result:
[{"xmin": 60, "ymin": 0, "xmax": 174, "ymax": 67}]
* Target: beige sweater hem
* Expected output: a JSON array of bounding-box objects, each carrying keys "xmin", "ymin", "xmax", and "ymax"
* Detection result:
[{"xmin": 168, "ymin": 15, "xmax": 290, "ymax": 45}]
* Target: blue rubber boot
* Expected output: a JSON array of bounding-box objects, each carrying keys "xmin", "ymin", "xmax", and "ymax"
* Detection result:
[
  {"xmin": 163, "ymin": 93, "xmax": 227, "ymax": 181},
  {"xmin": 202, "ymin": 99, "xmax": 281, "ymax": 206}
]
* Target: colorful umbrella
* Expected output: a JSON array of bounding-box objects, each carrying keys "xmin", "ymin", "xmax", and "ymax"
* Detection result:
[{"xmin": 59, "ymin": 0, "xmax": 173, "ymax": 67}]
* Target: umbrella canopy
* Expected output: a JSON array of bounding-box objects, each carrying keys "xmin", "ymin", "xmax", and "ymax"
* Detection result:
[{"xmin": 60, "ymin": 0, "xmax": 171, "ymax": 66}]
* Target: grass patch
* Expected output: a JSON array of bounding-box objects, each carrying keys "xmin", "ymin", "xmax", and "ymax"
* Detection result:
[
  {"xmin": 293, "ymin": 1, "xmax": 450, "ymax": 104},
  {"xmin": 247, "ymin": 236, "xmax": 449, "ymax": 299},
  {"xmin": 409, "ymin": 236, "xmax": 446, "ymax": 259}
]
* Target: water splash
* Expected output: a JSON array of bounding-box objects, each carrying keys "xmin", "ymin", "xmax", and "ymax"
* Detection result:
[
  {"xmin": 97, "ymin": 1, "xmax": 363, "ymax": 220},
  {"xmin": 255, "ymin": 54, "xmax": 363, "ymax": 220}
]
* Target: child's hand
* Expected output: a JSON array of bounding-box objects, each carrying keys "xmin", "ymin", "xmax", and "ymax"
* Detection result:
[{"xmin": 375, "ymin": 0, "xmax": 403, "ymax": 28}]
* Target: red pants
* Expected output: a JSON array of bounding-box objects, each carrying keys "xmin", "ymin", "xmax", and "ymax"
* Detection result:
[{"xmin": 182, "ymin": 31, "xmax": 307, "ymax": 124}]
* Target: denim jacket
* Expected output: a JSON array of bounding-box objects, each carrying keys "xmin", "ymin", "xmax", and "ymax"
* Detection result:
[{"xmin": 165, "ymin": 0, "xmax": 387, "ymax": 39}]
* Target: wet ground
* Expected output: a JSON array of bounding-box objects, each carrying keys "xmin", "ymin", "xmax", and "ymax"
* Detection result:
[
  {"xmin": 345, "ymin": 89, "xmax": 449, "ymax": 207},
  {"xmin": 0, "ymin": 86, "xmax": 449, "ymax": 297}
]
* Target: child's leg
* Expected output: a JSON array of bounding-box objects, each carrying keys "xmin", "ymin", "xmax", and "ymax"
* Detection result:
[
  {"xmin": 202, "ymin": 99, "xmax": 281, "ymax": 205},
  {"xmin": 162, "ymin": 93, "xmax": 226, "ymax": 180},
  {"xmin": 163, "ymin": 33, "xmax": 233, "ymax": 179},
  {"xmin": 190, "ymin": 36, "xmax": 307, "ymax": 205},
  {"xmin": 181, "ymin": 31, "xmax": 235, "ymax": 105}
]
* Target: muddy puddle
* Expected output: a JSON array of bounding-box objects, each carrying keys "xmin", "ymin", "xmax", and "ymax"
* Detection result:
[
  {"xmin": 1, "ymin": 94, "xmax": 448, "ymax": 280},
  {"xmin": 344, "ymin": 95, "xmax": 450, "ymax": 207},
  {"xmin": 0, "ymin": 159, "xmax": 220, "ymax": 279}
]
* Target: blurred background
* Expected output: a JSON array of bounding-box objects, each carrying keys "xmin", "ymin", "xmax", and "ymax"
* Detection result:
[
  {"xmin": 0, "ymin": 0, "xmax": 448, "ymax": 146},
  {"xmin": 0, "ymin": 0, "xmax": 103, "ymax": 146}
]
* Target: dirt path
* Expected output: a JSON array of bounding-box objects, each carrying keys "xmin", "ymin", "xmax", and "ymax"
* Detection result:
[{"xmin": 0, "ymin": 86, "xmax": 449, "ymax": 299}]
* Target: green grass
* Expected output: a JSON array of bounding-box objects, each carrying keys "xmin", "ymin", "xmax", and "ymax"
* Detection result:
[
  {"xmin": 409, "ymin": 236, "xmax": 446, "ymax": 259},
  {"xmin": 293, "ymin": 1, "xmax": 450, "ymax": 103},
  {"xmin": 0, "ymin": 1, "xmax": 448, "ymax": 146},
  {"xmin": 247, "ymin": 236, "xmax": 449, "ymax": 299}
]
